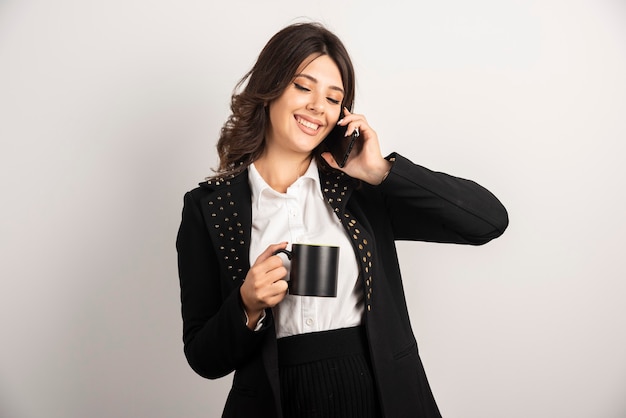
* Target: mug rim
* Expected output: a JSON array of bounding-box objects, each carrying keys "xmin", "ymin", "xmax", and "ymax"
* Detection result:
[{"xmin": 291, "ymin": 243, "xmax": 340, "ymax": 248}]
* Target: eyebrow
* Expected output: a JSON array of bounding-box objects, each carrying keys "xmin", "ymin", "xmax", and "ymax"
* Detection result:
[{"xmin": 295, "ymin": 73, "xmax": 345, "ymax": 95}]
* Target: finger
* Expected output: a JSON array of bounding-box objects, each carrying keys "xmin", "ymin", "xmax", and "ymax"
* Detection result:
[
  {"xmin": 336, "ymin": 119, "xmax": 361, "ymax": 137},
  {"xmin": 255, "ymin": 277, "xmax": 288, "ymax": 307},
  {"xmin": 346, "ymin": 123, "xmax": 361, "ymax": 137},
  {"xmin": 268, "ymin": 280, "xmax": 289, "ymax": 303},
  {"xmin": 265, "ymin": 291, "xmax": 288, "ymax": 308},
  {"xmin": 265, "ymin": 264, "xmax": 288, "ymax": 283},
  {"xmin": 339, "ymin": 115, "xmax": 368, "ymax": 137},
  {"xmin": 249, "ymin": 256, "xmax": 286, "ymax": 286},
  {"xmin": 271, "ymin": 279, "xmax": 289, "ymax": 293},
  {"xmin": 337, "ymin": 107, "xmax": 358, "ymax": 126},
  {"xmin": 254, "ymin": 241, "xmax": 288, "ymax": 265}
]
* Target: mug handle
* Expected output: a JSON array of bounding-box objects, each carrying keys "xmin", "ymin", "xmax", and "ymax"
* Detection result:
[{"xmin": 273, "ymin": 249, "xmax": 292, "ymax": 260}]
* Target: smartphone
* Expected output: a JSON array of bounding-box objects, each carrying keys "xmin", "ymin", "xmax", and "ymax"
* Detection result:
[{"xmin": 323, "ymin": 123, "xmax": 359, "ymax": 168}]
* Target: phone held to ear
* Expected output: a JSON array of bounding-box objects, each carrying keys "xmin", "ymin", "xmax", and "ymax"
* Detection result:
[{"xmin": 323, "ymin": 123, "xmax": 359, "ymax": 168}]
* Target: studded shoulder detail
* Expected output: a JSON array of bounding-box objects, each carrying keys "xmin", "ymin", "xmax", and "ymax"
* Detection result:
[
  {"xmin": 319, "ymin": 170, "xmax": 375, "ymax": 312},
  {"xmin": 203, "ymin": 170, "xmax": 251, "ymax": 283}
]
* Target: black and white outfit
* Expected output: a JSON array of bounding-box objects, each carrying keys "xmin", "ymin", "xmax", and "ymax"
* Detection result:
[{"xmin": 176, "ymin": 153, "xmax": 508, "ymax": 417}]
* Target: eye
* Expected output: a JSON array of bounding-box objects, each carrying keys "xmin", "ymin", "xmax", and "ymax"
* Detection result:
[
  {"xmin": 327, "ymin": 97, "xmax": 341, "ymax": 105},
  {"xmin": 293, "ymin": 83, "xmax": 310, "ymax": 92}
]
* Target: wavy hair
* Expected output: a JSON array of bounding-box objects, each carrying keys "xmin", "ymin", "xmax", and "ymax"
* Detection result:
[{"xmin": 213, "ymin": 22, "xmax": 356, "ymax": 178}]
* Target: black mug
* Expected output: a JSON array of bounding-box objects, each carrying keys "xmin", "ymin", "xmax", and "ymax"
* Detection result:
[{"xmin": 274, "ymin": 244, "xmax": 339, "ymax": 297}]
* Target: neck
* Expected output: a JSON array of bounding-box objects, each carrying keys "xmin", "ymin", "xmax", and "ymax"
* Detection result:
[{"xmin": 254, "ymin": 150, "xmax": 313, "ymax": 193}]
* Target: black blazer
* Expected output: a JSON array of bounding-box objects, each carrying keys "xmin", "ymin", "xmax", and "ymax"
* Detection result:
[{"xmin": 176, "ymin": 153, "xmax": 508, "ymax": 417}]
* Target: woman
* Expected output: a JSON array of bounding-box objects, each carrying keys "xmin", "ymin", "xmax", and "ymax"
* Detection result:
[{"xmin": 176, "ymin": 22, "xmax": 508, "ymax": 418}]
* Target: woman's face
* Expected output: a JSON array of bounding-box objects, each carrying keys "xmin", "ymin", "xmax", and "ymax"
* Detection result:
[{"xmin": 265, "ymin": 54, "xmax": 344, "ymax": 158}]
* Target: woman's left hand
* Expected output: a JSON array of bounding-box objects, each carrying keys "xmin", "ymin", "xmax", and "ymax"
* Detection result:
[{"xmin": 321, "ymin": 108, "xmax": 392, "ymax": 185}]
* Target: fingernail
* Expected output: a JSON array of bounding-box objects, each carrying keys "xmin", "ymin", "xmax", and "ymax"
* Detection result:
[{"xmin": 337, "ymin": 119, "xmax": 343, "ymax": 125}]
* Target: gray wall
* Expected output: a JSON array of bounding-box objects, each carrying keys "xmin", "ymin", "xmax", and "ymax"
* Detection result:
[{"xmin": 1, "ymin": 1, "xmax": 625, "ymax": 417}]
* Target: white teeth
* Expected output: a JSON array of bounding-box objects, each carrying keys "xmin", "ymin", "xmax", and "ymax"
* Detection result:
[{"xmin": 297, "ymin": 117, "xmax": 319, "ymax": 130}]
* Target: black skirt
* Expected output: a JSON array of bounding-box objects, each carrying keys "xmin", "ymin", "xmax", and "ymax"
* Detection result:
[{"xmin": 277, "ymin": 326, "xmax": 382, "ymax": 418}]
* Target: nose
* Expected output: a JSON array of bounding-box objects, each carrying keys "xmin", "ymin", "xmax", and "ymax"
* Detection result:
[{"xmin": 306, "ymin": 93, "xmax": 325, "ymax": 114}]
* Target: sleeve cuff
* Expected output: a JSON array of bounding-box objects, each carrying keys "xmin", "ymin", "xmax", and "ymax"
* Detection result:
[{"xmin": 244, "ymin": 308, "xmax": 267, "ymax": 332}]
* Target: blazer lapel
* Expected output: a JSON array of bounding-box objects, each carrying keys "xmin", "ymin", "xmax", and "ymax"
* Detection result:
[
  {"xmin": 319, "ymin": 169, "xmax": 376, "ymax": 312},
  {"xmin": 198, "ymin": 171, "xmax": 253, "ymax": 287}
]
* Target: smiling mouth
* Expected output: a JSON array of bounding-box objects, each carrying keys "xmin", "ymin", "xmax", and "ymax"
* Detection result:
[{"xmin": 296, "ymin": 116, "xmax": 320, "ymax": 131}]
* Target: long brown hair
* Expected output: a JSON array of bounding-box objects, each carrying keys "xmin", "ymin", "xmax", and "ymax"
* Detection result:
[{"xmin": 213, "ymin": 22, "xmax": 356, "ymax": 178}]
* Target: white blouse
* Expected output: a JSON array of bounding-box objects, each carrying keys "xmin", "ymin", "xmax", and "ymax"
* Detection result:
[{"xmin": 248, "ymin": 159, "xmax": 364, "ymax": 339}]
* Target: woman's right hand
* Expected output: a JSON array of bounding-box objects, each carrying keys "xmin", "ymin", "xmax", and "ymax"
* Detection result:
[{"xmin": 240, "ymin": 242, "xmax": 289, "ymax": 329}]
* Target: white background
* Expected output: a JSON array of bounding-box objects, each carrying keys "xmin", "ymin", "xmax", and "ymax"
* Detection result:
[{"xmin": 1, "ymin": 1, "xmax": 625, "ymax": 417}]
